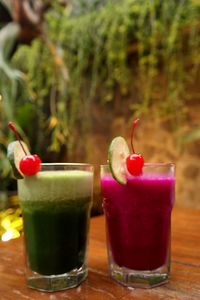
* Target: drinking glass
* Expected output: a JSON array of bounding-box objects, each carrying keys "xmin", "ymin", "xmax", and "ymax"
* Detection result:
[
  {"xmin": 101, "ymin": 163, "xmax": 175, "ymax": 288},
  {"xmin": 18, "ymin": 163, "xmax": 93, "ymax": 292}
]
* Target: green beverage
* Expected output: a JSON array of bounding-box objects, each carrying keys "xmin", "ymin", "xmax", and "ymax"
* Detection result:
[
  {"xmin": 7, "ymin": 123, "xmax": 93, "ymax": 291},
  {"xmin": 18, "ymin": 164, "xmax": 93, "ymax": 291}
]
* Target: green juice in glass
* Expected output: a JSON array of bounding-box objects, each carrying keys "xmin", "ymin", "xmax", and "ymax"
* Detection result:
[{"xmin": 18, "ymin": 164, "xmax": 93, "ymax": 291}]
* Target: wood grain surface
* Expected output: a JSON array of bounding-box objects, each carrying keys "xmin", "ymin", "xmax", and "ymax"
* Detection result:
[{"xmin": 0, "ymin": 207, "xmax": 199, "ymax": 299}]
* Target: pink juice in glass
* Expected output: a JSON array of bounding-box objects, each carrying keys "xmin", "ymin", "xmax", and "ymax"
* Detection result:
[{"xmin": 101, "ymin": 163, "xmax": 175, "ymax": 287}]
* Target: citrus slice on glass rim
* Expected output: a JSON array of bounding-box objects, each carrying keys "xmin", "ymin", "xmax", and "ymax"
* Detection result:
[
  {"xmin": 7, "ymin": 141, "xmax": 30, "ymax": 179},
  {"xmin": 108, "ymin": 136, "xmax": 130, "ymax": 185}
]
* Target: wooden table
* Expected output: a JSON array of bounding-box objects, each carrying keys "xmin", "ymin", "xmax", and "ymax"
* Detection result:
[{"xmin": 0, "ymin": 207, "xmax": 200, "ymax": 299}]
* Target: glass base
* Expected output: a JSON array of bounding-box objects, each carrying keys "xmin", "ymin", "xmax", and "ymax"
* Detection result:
[
  {"xmin": 109, "ymin": 262, "xmax": 169, "ymax": 288},
  {"xmin": 26, "ymin": 265, "xmax": 87, "ymax": 292}
]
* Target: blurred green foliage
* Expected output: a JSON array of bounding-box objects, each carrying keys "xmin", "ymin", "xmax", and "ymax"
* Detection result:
[
  {"xmin": 0, "ymin": 0, "xmax": 199, "ymax": 189},
  {"xmin": 70, "ymin": 0, "xmax": 108, "ymax": 16}
]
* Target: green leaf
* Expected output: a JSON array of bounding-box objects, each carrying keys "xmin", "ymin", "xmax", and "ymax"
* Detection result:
[{"xmin": 181, "ymin": 128, "xmax": 200, "ymax": 143}]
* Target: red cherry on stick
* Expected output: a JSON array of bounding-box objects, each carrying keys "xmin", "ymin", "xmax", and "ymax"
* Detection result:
[
  {"xmin": 126, "ymin": 154, "xmax": 144, "ymax": 176},
  {"xmin": 8, "ymin": 122, "xmax": 41, "ymax": 176},
  {"xmin": 126, "ymin": 119, "xmax": 144, "ymax": 176},
  {"xmin": 20, "ymin": 155, "xmax": 41, "ymax": 176}
]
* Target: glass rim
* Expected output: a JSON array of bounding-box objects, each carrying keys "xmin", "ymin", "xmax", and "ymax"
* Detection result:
[
  {"xmin": 101, "ymin": 162, "xmax": 175, "ymax": 168},
  {"xmin": 40, "ymin": 163, "xmax": 94, "ymax": 172},
  {"xmin": 41, "ymin": 163, "xmax": 93, "ymax": 167}
]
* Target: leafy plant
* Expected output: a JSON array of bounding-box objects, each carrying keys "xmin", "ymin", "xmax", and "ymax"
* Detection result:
[
  {"xmin": 181, "ymin": 127, "xmax": 200, "ymax": 143},
  {"xmin": 0, "ymin": 0, "xmax": 199, "ymax": 169},
  {"xmin": 70, "ymin": 0, "xmax": 109, "ymax": 16}
]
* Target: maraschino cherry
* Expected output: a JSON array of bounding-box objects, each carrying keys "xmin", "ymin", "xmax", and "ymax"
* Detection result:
[
  {"xmin": 8, "ymin": 122, "xmax": 41, "ymax": 176},
  {"xmin": 126, "ymin": 119, "xmax": 144, "ymax": 176}
]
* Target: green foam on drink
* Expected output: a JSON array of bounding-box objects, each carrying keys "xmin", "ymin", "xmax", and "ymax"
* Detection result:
[{"xmin": 18, "ymin": 170, "xmax": 93, "ymax": 205}]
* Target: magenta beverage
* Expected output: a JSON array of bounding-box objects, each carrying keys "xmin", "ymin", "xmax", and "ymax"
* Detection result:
[{"xmin": 101, "ymin": 163, "xmax": 175, "ymax": 288}]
